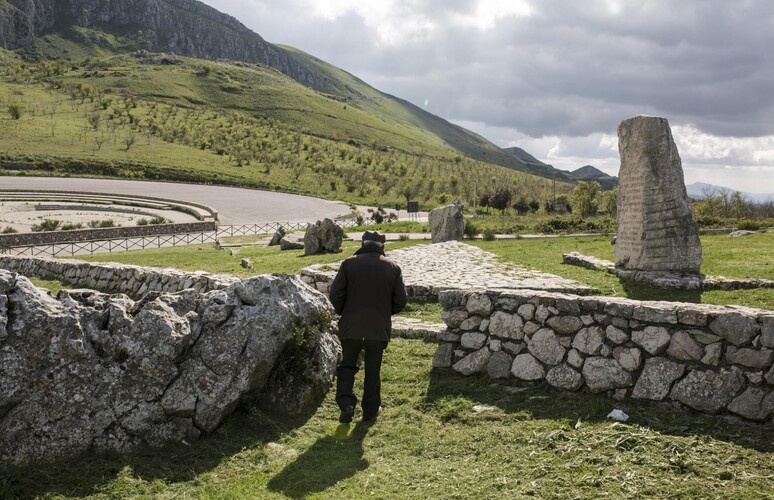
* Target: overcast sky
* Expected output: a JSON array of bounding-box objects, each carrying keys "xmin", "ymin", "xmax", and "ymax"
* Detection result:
[{"xmin": 201, "ymin": 0, "xmax": 774, "ymax": 195}]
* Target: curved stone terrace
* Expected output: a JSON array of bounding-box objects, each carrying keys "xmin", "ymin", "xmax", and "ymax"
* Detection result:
[{"xmin": 0, "ymin": 189, "xmax": 218, "ymax": 233}]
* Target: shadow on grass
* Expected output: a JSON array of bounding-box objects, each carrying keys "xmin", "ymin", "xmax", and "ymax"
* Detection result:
[
  {"xmin": 0, "ymin": 408, "xmax": 312, "ymax": 500},
  {"xmin": 424, "ymin": 369, "xmax": 774, "ymax": 453},
  {"xmin": 266, "ymin": 421, "xmax": 372, "ymax": 499},
  {"xmin": 620, "ymin": 279, "xmax": 703, "ymax": 303}
]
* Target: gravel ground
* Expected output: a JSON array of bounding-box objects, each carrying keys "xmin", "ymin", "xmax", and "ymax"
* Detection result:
[{"xmin": 0, "ymin": 201, "xmax": 198, "ymax": 233}]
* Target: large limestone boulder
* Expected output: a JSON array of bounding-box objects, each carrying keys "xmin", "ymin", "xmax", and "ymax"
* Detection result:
[
  {"xmin": 304, "ymin": 218, "xmax": 344, "ymax": 255},
  {"xmin": 615, "ymin": 116, "xmax": 702, "ymax": 273},
  {"xmin": 0, "ymin": 269, "xmax": 339, "ymax": 465},
  {"xmin": 429, "ymin": 202, "xmax": 464, "ymax": 243}
]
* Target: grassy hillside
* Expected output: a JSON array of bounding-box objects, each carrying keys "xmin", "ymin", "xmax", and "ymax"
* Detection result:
[
  {"xmin": 285, "ymin": 46, "xmax": 570, "ymax": 178},
  {"xmin": 0, "ymin": 47, "xmax": 572, "ymax": 209}
]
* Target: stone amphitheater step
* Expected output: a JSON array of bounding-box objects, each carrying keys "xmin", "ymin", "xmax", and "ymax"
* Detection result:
[{"xmin": 0, "ymin": 190, "xmax": 217, "ymax": 221}]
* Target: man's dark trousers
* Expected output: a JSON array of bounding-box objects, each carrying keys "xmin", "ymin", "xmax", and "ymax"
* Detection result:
[{"xmin": 336, "ymin": 339, "xmax": 388, "ymax": 418}]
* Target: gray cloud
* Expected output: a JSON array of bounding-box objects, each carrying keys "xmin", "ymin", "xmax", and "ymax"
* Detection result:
[{"xmin": 200, "ymin": 0, "xmax": 774, "ymax": 192}]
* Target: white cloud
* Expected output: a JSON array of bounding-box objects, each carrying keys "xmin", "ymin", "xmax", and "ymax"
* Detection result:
[
  {"xmin": 283, "ymin": 1, "xmax": 439, "ymax": 46},
  {"xmin": 455, "ymin": 119, "xmax": 774, "ymax": 193},
  {"xmin": 450, "ymin": 0, "xmax": 534, "ymax": 30}
]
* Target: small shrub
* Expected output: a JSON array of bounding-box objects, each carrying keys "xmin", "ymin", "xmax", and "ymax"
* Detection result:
[
  {"xmin": 482, "ymin": 228, "xmax": 497, "ymax": 241},
  {"xmin": 398, "ymin": 234, "xmax": 410, "ymax": 241},
  {"xmin": 31, "ymin": 219, "xmax": 61, "ymax": 232},
  {"xmin": 61, "ymin": 222, "xmax": 83, "ymax": 231},
  {"xmin": 463, "ymin": 220, "xmax": 478, "ymax": 239},
  {"xmin": 533, "ymin": 216, "xmax": 615, "ymax": 234},
  {"xmin": 695, "ymin": 216, "xmax": 721, "ymax": 228},
  {"xmin": 7, "ymin": 104, "xmax": 21, "ymax": 120},
  {"xmin": 1, "ymin": 226, "xmax": 18, "ymax": 234},
  {"xmin": 88, "ymin": 219, "xmax": 116, "ymax": 228},
  {"xmin": 149, "ymin": 216, "xmax": 168, "ymax": 225},
  {"xmin": 137, "ymin": 218, "xmax": 149, "ymax": 226},
  {"xmin": 736, "ymin": 220, "xmax": 761, "ymax": 231}
]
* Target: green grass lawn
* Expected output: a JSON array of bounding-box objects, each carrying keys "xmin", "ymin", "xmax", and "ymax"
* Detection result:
[
  {"xmin": 2, "ymin": 338, "xmax": 772, "ymax": 499},
  {"xmin": 472, "ymin": 232, "xmax": 774, "ymax": 310}
]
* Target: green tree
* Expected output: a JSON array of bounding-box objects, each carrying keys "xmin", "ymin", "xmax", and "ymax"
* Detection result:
[
  {"xmin": 512, "ymin": 197, "xmax": 530, "ymax": 215},
  {"xmin": 490, "ymin": 186, "xmax": 512, "ymax": 214},
  {"xmin": 729, "ymin": 191, "xmax": 747, "ymax": 219},
  {"xmin": 602, "ymin": 187, "xmax": 618, "ymax": 218},
  {"xmin": 399, "ymin": 182, "xmax": 419, "ymax": 208},
  {"xmin": 571, "ymin": 181, "xmax": 601, "ymax": 218}
]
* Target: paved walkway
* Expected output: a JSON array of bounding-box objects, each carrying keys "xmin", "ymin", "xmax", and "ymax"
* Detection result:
[
  {"xmin": 304, "ymin": 240, "xmax": 598, "ymax": 297},
  {"xmin": 386, "ymin": 241, "xmax": 597, "ymax": 295}
]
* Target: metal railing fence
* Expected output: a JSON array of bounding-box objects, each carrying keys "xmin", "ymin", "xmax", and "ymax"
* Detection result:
[{"xmin": 0, "ymin": 219, "xmax": 367, "ymax": 257}]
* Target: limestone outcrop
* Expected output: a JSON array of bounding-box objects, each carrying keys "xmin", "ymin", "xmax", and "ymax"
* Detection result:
[
  {"xmin": 0, "ymin": 269, "xmax": 339, "ymax": 465},
  {"xmin": 269, "ymin": 227, "xmax": 286, "ymax": 246},
  {"xmin": 303, "ymin": 218, "xmax": 343, "ymax": 255},
  {"xmin": 0, "ymin": 0, "xmax": 325, "ymax": 93}
]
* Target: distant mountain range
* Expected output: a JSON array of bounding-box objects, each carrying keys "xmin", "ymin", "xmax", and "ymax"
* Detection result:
[
  {"xmin": 503, "ymin": 148, "xmax": 617, "ymax": 189},
  {"xmin": 685, "ymin": 182, "xmax": 773, "ymax": 203}
]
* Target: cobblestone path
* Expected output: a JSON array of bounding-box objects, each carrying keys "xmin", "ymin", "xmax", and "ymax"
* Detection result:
[{"xmin": 385, "ymin": 241, "xmax": 597, "ymax": 295}]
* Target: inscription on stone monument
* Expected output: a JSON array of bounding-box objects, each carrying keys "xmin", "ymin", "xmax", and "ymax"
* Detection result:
[{"xmin": 615, "ymin": 116, "xmax": 702, "ymax": 274}]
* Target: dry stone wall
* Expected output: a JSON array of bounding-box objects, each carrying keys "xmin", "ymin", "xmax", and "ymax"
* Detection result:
[
  {"xmin": 0, "ymin": 255, "xmax": 239, "ymax": 298},
  {"xmin": 563, "ymin": 251, "xmax": 774, "ymax": 291},
  {"xmin": 434, "ymin": 288, "xmax": 774, "ymax": 422},
  {"xmin": 0, "ymin": 221, "xmax": 216, "ymax": 249}
]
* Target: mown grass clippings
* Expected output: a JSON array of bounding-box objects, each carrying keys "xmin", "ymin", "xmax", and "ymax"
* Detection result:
[{"xmin": 4, "ymin": 340, "xmax": 771, "ymax": 499}]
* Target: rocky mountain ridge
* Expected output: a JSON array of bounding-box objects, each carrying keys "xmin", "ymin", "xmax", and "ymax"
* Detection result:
[
  {"xmin": 503, "ymin": 148, "xmax": 618, "ymax": 188},
  {"xmin": 1, "ymin": 0, "xmax": 325, "ymax": 88},
  {"xmin": 570, "ymin": 165, "xmax": 618, "ymax": 190}
]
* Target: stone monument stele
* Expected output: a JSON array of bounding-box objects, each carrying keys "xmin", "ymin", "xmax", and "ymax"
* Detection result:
[
  {"xmin": 429, "ymin": 202, "xmax": 464, "ymax": 243},
  {"xmin": 614, "ymin": 115, "xmax": 702, "ymax": 274}
]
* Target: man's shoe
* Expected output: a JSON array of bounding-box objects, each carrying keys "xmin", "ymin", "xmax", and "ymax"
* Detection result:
[
  {"xmin": 362, "ymin": 406, "xmax": 382, "ymax": 422},
  {"xmin": 339, "ymin": 406, "xmax": 355, "ymax": 424}
]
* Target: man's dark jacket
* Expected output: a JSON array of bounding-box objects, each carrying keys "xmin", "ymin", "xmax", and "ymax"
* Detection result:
[{"xmin": 329, "ymin": 241, "xmax": 407, "ymax": 341}]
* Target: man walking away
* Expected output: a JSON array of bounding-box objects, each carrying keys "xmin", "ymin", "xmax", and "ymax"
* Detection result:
[{"xmin": 329, "ymin": 230, "xmax": 407, "ymax": 424}]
